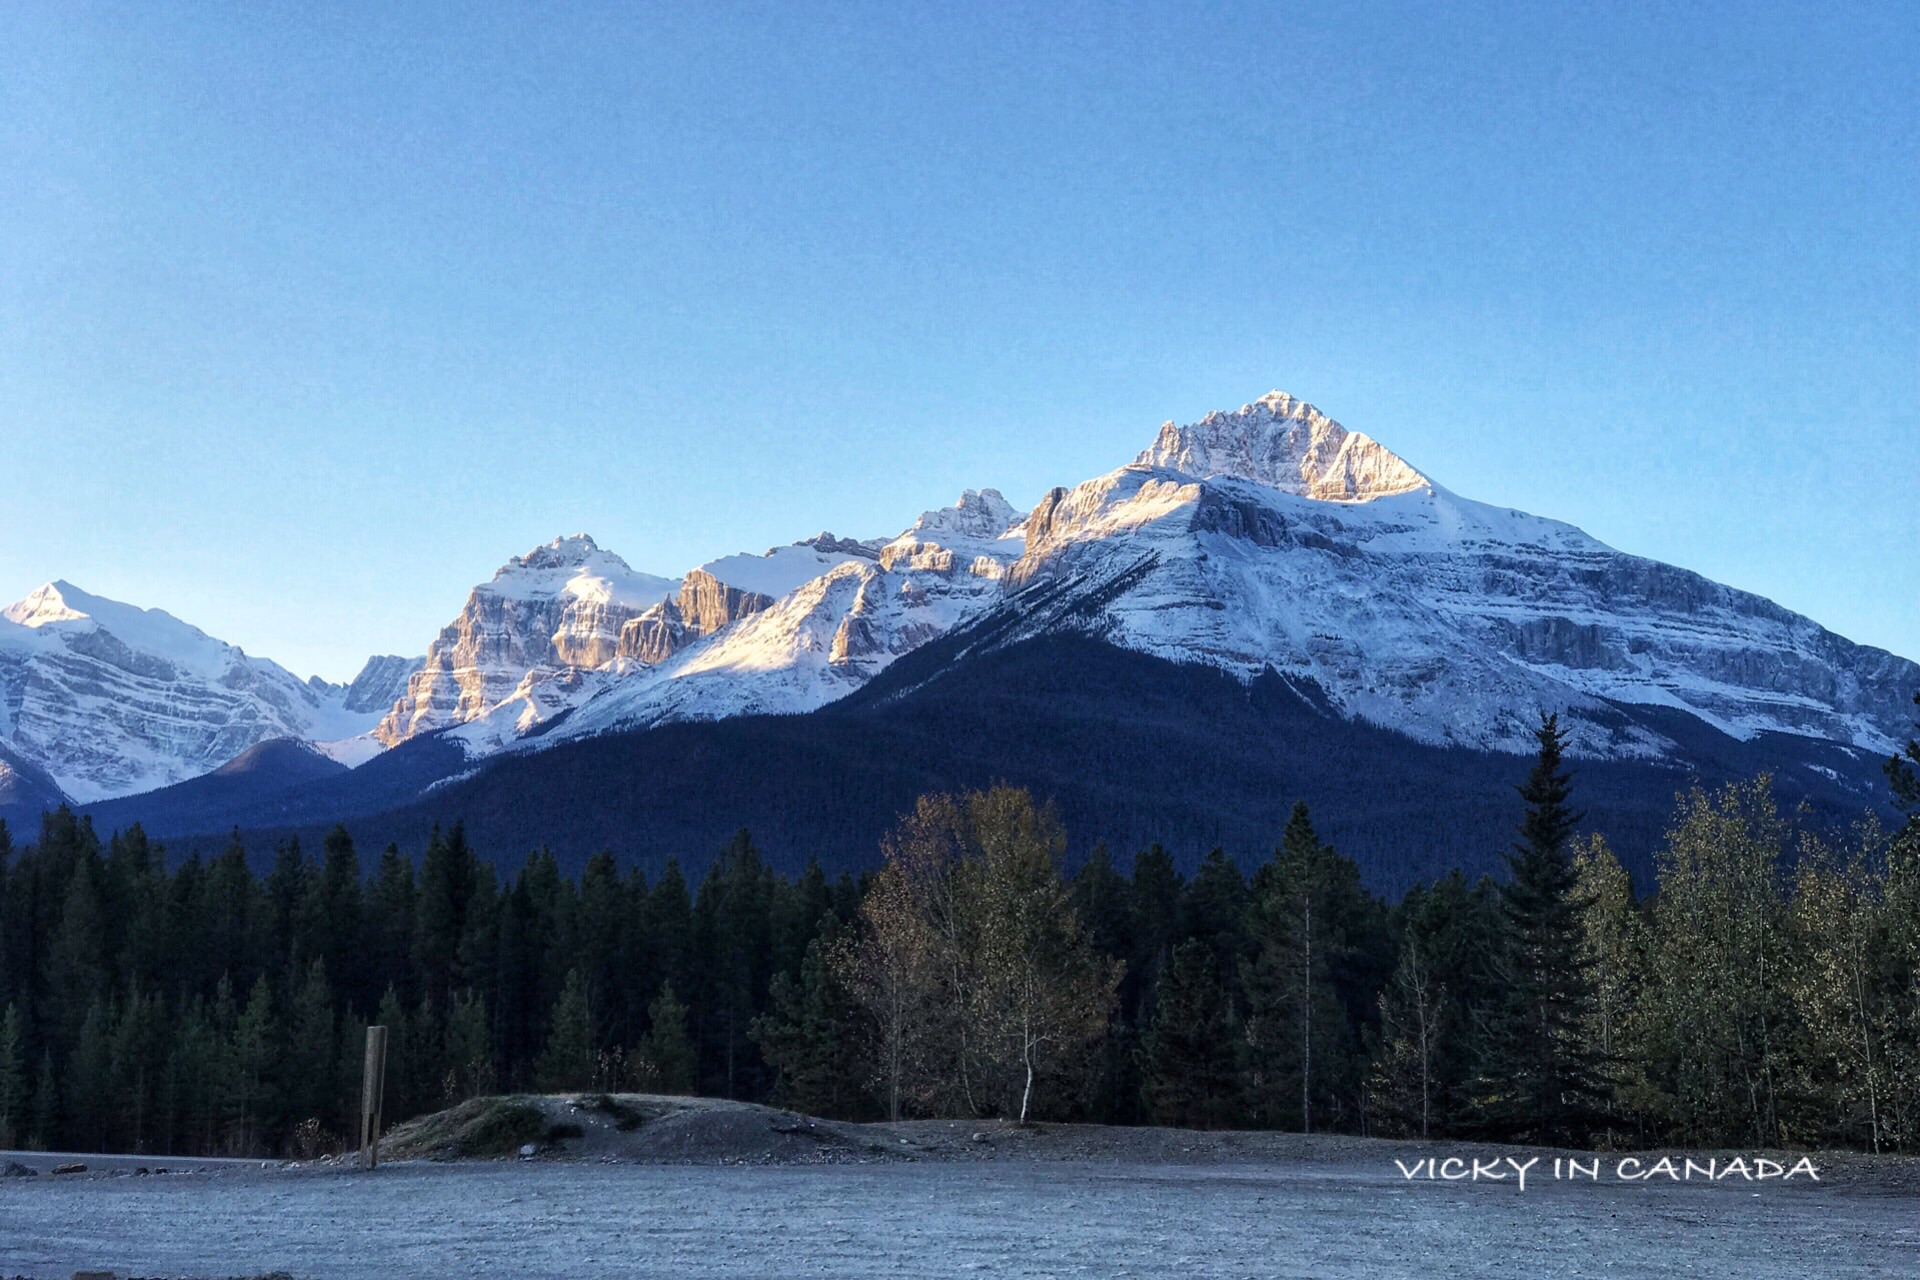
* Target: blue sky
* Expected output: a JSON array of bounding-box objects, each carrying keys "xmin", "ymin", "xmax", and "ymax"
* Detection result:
[{"xmin": 2, "ymin": 2, "xmax": 1914, "ymax": 681}]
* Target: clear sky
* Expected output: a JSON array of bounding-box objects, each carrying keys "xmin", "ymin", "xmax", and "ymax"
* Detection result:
[{"xmin": 2, "ymin": 2, "xmax": 1914, "ymax": 682}]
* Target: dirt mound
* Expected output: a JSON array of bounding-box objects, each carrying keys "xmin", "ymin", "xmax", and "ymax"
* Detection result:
[
  {"xmin": 381, "ymin": 1093, "xmax": 901, "ymax": 1166},
  {"xmin": 382, "ymin": 1096, "xmax": 550, "ymax": 1160}
]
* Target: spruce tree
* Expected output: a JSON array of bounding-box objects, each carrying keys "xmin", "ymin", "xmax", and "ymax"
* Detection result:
[
  {"xmin": 231, "ymin": 975, "xmax": 278, "ymax": 1154},
  {"xmin": 693, "ymin": 831, "xmax": 774, "ymax": 1099},
  {"xmin": 1140, "ymin": 940, "xmax": 1238, "ymax": 1128},
  {"xmin": 536, "ymin": 969, "xmax": 593, "ymax": 1092},
  {"xmin": 1242, "ymin": 803, "xmax": 1368, "ymax": 1133},
  {"xmin": 640, "ymin": 982, "xmax": 696, "ymax": 1094},
  {"xmin": 1475, "ymin": 712, "xmax": 1607, "ymax": 1144},
  {"xmin": 284, "ymin": 960, "xmax": 339, "ymax": 1134},
  {"xmin": 446, "ymin": 989, "xmax": 494, "ymax": 1101},
  {"xmin": 373, "ymin": 986, "xmax": 415, "ymax": 1117},
  {"xmin": 316, "ymin": 826, "xmax": 366, "ymax": 1012},
  {"xmin": 66, "ymin": 994, "xmax": 114, "ymax": 1151},
  {"xmin": 0, "ymin": 1003, "xmax": 24, "ymax": 1148},
  {"xmin": 1070, "ymin": 843, "xmax": 1138, "ymax": 1123},
  {"xmin": 367, "ymin": 846, "xmax": 417, "ymax": 1005},
  {"xmin": 752, "ymin": 925, "xmax": 868, "ymax": 1118},
  {"xmin": 31, "ymin": 1050, "xmax": 57, "ymax": 1150},
  {"xmin": 414, "ymin": 824, "xmax": 474, "ymax": 1008},
  {"xmin": 576, "ymin": 852, "xmax": 627, "ymax": 1049}
]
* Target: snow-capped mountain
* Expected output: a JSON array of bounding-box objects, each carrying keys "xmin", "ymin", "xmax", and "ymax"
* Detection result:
[
  {"xmin": 0, "ymin": 581, "xmax": 392, "ymax": 802},
  {"xmin": 382, "ymin": 392, "xmax": 1912, "ymax": 770},
  {"xmin": 372, "ymin": 535, "xmax": 678, "ymax": 747},
  {"xmin": 12, "ymin": 391, "xmax": 1916, "ymax": 824},
  {"xmin": 995, "ymin": 394, "xmax": 1911, "ymax": 758}
]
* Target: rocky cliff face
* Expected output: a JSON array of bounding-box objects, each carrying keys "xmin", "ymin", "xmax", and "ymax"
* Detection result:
[
  {"xmin": 618, "ymin": 568, "xmax": 783, "ymax": 665},
  {"xmin": 0, "ymin": 582, "xmax": 383, "ymax": 801},
  {"xmin": 343, "ymin": 654, "xmax": 426, "ymax": 714},
  {"xmin": 374, "ymin": 535, "xmax": 675, "ymax": 745}
]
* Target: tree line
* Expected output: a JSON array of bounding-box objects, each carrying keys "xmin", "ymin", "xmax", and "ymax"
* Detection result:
[{"xmin": 2, "ymin": 701, "xmax": 1917, "ymax": 1157}]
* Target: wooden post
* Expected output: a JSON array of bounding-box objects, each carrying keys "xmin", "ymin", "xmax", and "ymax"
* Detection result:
[{"xmin": 361, "ymin": 1024, "xmax": 389, "ymax": 1169}]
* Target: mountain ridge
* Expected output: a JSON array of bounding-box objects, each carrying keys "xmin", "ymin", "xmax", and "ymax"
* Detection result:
[{"xmin": 4, "ymin": 392, "xmax": 1914, "ymax": 835}]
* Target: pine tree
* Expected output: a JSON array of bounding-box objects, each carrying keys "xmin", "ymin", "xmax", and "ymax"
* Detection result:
[
  {"xmin": 640, "ymin": 982, "xmax": 696, "ymax": 1095},
  {"xmin": 576, "ymin": 852, "xmax": 627, "ymax": 1049},
  {"xmin": 49, "ymin": 853, "xmax": 109, "ymax": 1047},
  {"xmin": 1140, "ymin": 940, "xmax": 1238, "ymax": 1127},
  {"xmin": 0, "ymin": 1003, "xmax": 25, "ymax": 1148},
  {"xmin": 1473, "ymin": 713, "xmax": 1607, "ymax": 1144},
  {"xmin": 693, "ymin": 830, "xmax": 774, "ymax": 1099},
  {"xmin": 647, "ymin": 860, "xmax": 695, "ymax": 1000},
  {"xmin": 202, "ymin": 836, "xmax": 264, "ymax": 995},
  {"xmin": 165, "ymin": 996, "xmax": 227, "ymax": 1155},
  {"xmin": 31, "ymin": 1050, "xmax": 57, "ymax": 1150},
  {"xmin": 367, "ymin": 845, "xmax": 416, "ymax": 1005},
  {"xmin": 1242, "ymin": 803, "xmax": 1368, "ymax": 1133},
  {"xmin": 536, "ymin": 969, "xmax": 593, "ymax": 1092},
  {"xmin": 1180, "ymin": 849, "xmax": 1250, "ymax": 1008},
  {"xmin": 264, "ymin": 838, "xmax": 311, "ymax": 972},
  {"xmin": 66, "ymin": 993, "xmax": 114, "ymax": 1151},
  {"xmin": 107, "ymin": 988, "xmax": 168, "ymax": 1153},
  {"xmin": 1369, "ymin": 873, "xmax": 1493, "ymax": 1139},
  {"xmin": 373, "ymin": 986, "xmax": 415, "ymax": 1118},
  {"xmin": 231, "ymin": 974, "xmax": 278, "ymax": 1154},
  {"xmin": 315, "ymin": 826, "xmax": 366, "ymax": 1012},
  {"xmin": 1127, "ymin": 844, "xmax": 1184, "ymax": 1015},
  {"xmin": 415, "ymin": 824, "xmax": 475, "ymax": 1008},
  {"xmin": 446, "ymin": 989, "xmax": 494, "ymax": 1102},
  {"xmin": 284, "ymin": 959, "xmax": 340, "ymax": 1136}
]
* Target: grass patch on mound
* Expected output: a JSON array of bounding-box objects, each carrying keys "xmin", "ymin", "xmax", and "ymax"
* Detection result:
[{"xmin": 386, "ymin": 1097, "xmax": 549, "ymax": 1160}]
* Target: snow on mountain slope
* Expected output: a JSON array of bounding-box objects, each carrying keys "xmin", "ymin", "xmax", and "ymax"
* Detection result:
[
  {"xmin": 0, "ymin": 581, "xmax": 386, "ymax": 802},
  {"xmin": 1003, "ymin": 458, "xmax": 1906, "ymax": 758}
]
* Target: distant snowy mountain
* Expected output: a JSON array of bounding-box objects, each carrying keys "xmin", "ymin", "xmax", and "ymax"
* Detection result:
[
  {"xmin": 0, "ymin": 582, "xmax": 392, "ymax": 802},
  {"xmin": 11, "ymin": 391, "xmax": 1916, "ymax": 822}
]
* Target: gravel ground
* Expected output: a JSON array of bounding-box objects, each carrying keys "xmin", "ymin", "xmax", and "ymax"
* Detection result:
[{"xmin": 2, "ymin": 1148, "xmax": 1914, "ymax": 1279}]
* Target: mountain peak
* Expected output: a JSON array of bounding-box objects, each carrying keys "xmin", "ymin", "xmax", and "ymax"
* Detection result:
[
  {"xmin": 4, "ymin": 580, "xmax": 96, "ymax": 627},
  {"xmin": 1136, "ymin": 392, "xmax": 1427, "ymax": 502},
  {"xmin": 902, "ymin": 488, "xmax": 1024, "ymax": 545},
  {"xmin": 502, "ymin": 533, "xmax": 614, "ymax": 574},
  {"xmin": 2, "ymin": 581, "xmax": 238, "ymax": 674}
]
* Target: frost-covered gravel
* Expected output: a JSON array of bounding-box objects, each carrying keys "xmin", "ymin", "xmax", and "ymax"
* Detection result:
[{"xmin": 2, "ymin": 1156, "xmax": 1914, "ymax": 1279}]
